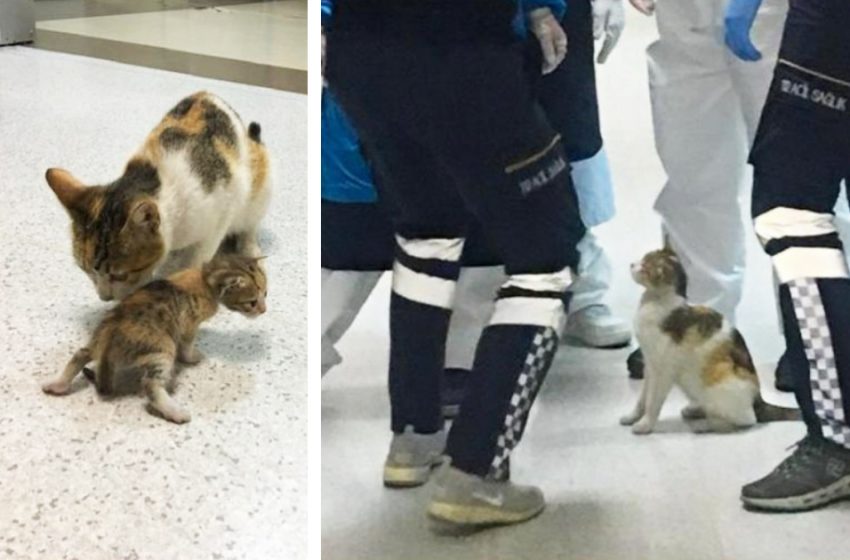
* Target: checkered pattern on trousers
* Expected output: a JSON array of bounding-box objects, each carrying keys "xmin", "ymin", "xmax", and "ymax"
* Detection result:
[
  {"xmin": 488, "ymin": 327, "xmax": 558, "ymax": 480},
  {"xmin": 789, "ymin": 278, "xmax": 850, "ymax": 446}
]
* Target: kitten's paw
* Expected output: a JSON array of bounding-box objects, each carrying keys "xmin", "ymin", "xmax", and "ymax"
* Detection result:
[
  {"xmin": 178, "ymin": 349, "xmax": 205, "ymax": 365},
  {"xmin": 620, "ymin": 411, "xmax": 642, "ymax": 426},
  {"xmin": 631, "ymin": 419, "xmax": 655, "ymax": 435},
  {"xmin": 161, "ymin": 406, "xmax": 192, "ymax": 424},
  {"xmin": 681, "ymin": 404, "xmax": 706, "ymax": 420},
  {"xmin": 150, "ymin": 402, "xmax": 192, "ymax": 424},
  {"xmin": 42, "ymin": 380, "xmax": 71, "ymax": 396}
]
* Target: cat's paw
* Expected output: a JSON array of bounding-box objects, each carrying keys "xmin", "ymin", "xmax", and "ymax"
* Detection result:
[
  {"xmin": 620, "ymin": 411, "xmax": 642, "ymax": 426},
  {"xmin": 178, "ymin": 349, "xmax": 205, "ymax": 365},
  {"xmin": 681, "ymin": 404, "xmax": 706, "ymax": 420},
  {"xmin": 631, "ymin": 419, "xmax": 655, "ymax": 435},
  {"xmin": 42, "ymin": 379, "xmax": 71, "ymax": 396}
]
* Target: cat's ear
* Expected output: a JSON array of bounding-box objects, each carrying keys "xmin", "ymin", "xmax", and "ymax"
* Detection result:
[
  {"xmin": 127, "ymin": 199, "xmax": 160, "ymax": 232},
  {"xmin": 45, "ymin": 168, "xmax": 87, "ymax": 212}
]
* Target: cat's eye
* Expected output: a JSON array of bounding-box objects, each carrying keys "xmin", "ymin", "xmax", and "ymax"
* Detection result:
[
  {"xmin": 249, "ymin": 299, "xmax": 258, "ymax": 307},
  {"xmin": 109, "ymin": 272, "xmax": 128, "ymax": 282}
]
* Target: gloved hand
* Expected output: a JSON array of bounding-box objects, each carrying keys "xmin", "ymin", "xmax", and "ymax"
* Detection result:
[
  {"xmin": 528, "ymin": 7, "xmax": 569, "ymax": 74},
  {"xmin": 592, "ymin": 0, "xmax": 625, "ymax": 63},
  {"xmin": 627, "ymin": 0, "xmax": 655, "ymax": 16},
  {"xmin": 725, "ymin": 0, "xmax": 764, "ymax": 61}
]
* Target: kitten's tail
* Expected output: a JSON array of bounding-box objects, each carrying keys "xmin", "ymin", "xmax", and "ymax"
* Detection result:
[
  {"xmin": 248, "ymin": 122, "xmax": 262, "ymax": 143},
  {"xmin": 754, "ymin": 396, "xmax": 801, "ymax": 422}
]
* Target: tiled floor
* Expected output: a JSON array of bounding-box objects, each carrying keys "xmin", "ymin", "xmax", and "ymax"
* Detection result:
[
  {"xmin": 0, "ymin": 47, "xmax": 306, "ymax": 560},
  {"xmin": 321, "ymin": 10, "xmax": 850, "ymax": 560},
  {"xmin": 35, "ymin": 1, "xmax": 306, "ymax": 92}
]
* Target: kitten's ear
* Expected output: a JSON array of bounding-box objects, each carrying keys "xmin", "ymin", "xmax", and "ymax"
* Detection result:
[
  {"xmin": 45, "ymin": 168, "xmax": 87, "ymax": 211},
  {"xmin": 219, "ymin": 275, "xmax": 247, "ymax": 297},
  {"xmin": 247, "ymin": 255, "xmax": 267, "ymax": 270},
  {"xmin": 127, "ymin": 199, "xmax": 160, "ymax": 232}
]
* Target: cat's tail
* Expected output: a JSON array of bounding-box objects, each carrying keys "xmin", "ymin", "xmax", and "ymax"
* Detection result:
[
  {"xmin": 248, "ymin": 122, "xmax": 262, "ymax": 143},
  {"xmin": 754, "ymin": 396, "xmax": 801, "ymax": 422}
]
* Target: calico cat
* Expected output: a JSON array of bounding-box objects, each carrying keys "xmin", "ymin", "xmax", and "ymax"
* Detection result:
[
  {"xmin": 45, "ymin": 91, "xmax": 270, "ymax": 301},
  {"xmin": 621, "ymin": 248, "xmax": 799, "ymax": 434},
  {"xmin": 41, "ymin": 254, "xmax": 267, "ymax": 424}
]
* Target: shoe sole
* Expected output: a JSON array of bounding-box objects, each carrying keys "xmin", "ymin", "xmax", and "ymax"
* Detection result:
[
  {"xmin": 383, "ymin": 457, "xmax": 444, "ymax": 488},
  {"xmin": 562, "ymin": 333, "xmax": 631, "ymax": 350},
  {"xmin": 426, "ymin": 500, "xmax": 544, "ymax": 527},
  {"xmin": 742, "ymin": 474, "xmax": 850, "ymax": 512}
]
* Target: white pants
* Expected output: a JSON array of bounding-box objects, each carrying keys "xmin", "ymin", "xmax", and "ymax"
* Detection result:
[
  {"xmin": 321, "ymin": 269, "xmax": 382, "ymax": 375},
  {"xmin": 649, "ymin": 0, "xmax": 788, "ymax": 322}
]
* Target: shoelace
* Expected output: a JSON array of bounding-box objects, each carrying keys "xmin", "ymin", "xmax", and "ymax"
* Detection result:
[{"xmin": 777, "ymin": 437, "xmax": 825, "ymax": 479}]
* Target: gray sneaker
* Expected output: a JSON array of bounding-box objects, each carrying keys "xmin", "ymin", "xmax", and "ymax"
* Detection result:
[
  {"xmin": 383, "ymin": 427, "xmax": 446, "ymax": 488},
  {"xmin": 427, "ymin": 464, "xmax": 545, "ymax": 527},
  {"xmin": 563, "ymin": 304, "xmax": 631, "ymax": 349},
  {"xmin": 741, "ymin": 436, "xmax": 850, "ymax": 512}
]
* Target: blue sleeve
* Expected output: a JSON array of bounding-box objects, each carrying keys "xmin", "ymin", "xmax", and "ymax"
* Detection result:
[
  {"xmin": 321, "ymin": 90, "xmax": 379, "ymax": 204},
  {"xmin": 523, "ymin": 0, "xmax": 567, "ymax": 21},
  {"xmin": 321, "ymin": 0, "xmax": 334, "ymax": 25},
  {"xmin": 514, "ymin": 0, "xmax": 567, "ymax": 37}
]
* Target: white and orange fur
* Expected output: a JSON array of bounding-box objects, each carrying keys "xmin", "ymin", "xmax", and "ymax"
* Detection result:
[
  {"xmin": 46, "ymin": 91, "xmax": 271, "ymax": 301},
  {"xmin": 621, "ymin": 249, "xmax": 799, "ymax": 435}
]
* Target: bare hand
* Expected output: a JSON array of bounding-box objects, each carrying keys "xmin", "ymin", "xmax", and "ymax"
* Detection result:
[{"xmin": 528, "ymin": 8, "xmax": 568, "ymax": 75}]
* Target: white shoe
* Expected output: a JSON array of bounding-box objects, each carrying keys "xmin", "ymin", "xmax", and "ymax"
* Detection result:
[{"xmin": 563, "ymin": 304, "xmax": 631, "ymax": 348}]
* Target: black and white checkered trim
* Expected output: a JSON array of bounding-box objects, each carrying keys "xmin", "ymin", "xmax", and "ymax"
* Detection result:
[
  {"xmin": 488, "ymin": 328, "xmax": 558, "ymax": 479},
  {"xmin": 789, "ymin": 278, "xmax": 850, "ymax": 446}
]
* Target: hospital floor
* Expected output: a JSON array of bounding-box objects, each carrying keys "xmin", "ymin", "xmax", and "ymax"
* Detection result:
[
  {"xmin": 321, "ymin": 11, "xmax": 850, "ymax": 560},
  {"xmin": 35, "ymin": 1, "xmax": 307, "ymax": 92},
  {"xmin": 0, "ymin": 48, "xmax": 306, "ymax": 559}
]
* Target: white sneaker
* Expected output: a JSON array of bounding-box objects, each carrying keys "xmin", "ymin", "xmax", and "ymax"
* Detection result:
[{"xmin": 563, "ymin": 304, "xmax": 631, "ymax": 349}]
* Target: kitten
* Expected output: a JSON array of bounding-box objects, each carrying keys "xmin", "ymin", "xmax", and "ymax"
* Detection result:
[
  {"xmin": 620, "ymin": 248, "xmax": 799, "ymax": 435},
  {"xmin": 45, "ymin": 91, "xmax": 271, "ymax": 301},
  {"xmin": 41, "ymin": 254, "xmax": 267, "ymax": 424}
]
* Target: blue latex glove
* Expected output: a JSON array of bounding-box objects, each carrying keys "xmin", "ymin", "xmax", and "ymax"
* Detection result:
[{"xmin": 724, "ymin": 0, "xmax": 764, "ymax": 61}]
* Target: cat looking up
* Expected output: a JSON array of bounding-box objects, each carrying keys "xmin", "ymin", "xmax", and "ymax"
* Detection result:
[{"xmin": 621, "ymin": 248, "xmax": 799, "ymax": 434}]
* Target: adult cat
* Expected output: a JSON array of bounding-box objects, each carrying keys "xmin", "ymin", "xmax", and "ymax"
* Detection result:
[
  {"xmin": 46, "ymin": 91, "xmax": 270, "ymax": 301},
  {"xmin": 622, "ymin": 249, "xmax": 799, "ymax": 434}
]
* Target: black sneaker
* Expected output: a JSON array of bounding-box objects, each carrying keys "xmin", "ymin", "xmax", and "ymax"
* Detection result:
[
  {"xmin": 626, "ymin": 348, "xmax": 644, "ymax": 380},
  {"xmin": 774, "ymin": 352, "xmax": 795, "ymax": 393},
  {"xmin": 442, "ymin": 368, "xmax": 469, "ymax": 419},
  {"xmin": 742, "ymin": 436, "xmax": 850, "ymax": 512}
]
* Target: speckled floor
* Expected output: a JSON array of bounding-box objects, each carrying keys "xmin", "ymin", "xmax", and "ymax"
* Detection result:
[
  {"xmin": 322, "ymin": 10, "xmax": 850, "ymax": 560},
  {"xmin": 0, "ymin": 47, "xmax": 306, "ymax": 559}
]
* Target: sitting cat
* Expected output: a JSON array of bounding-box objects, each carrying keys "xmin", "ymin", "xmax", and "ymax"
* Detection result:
[
  {"xmin": 621, "ymin": 248, "xmax": 799, "ymax": 434},
  {"xmin": 41, "ymin": 254, "xmax": 267, "ymax": 424},
  {"xmin": 45, "ymin": 91, "xmax": 270, "ymax": 301}
]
